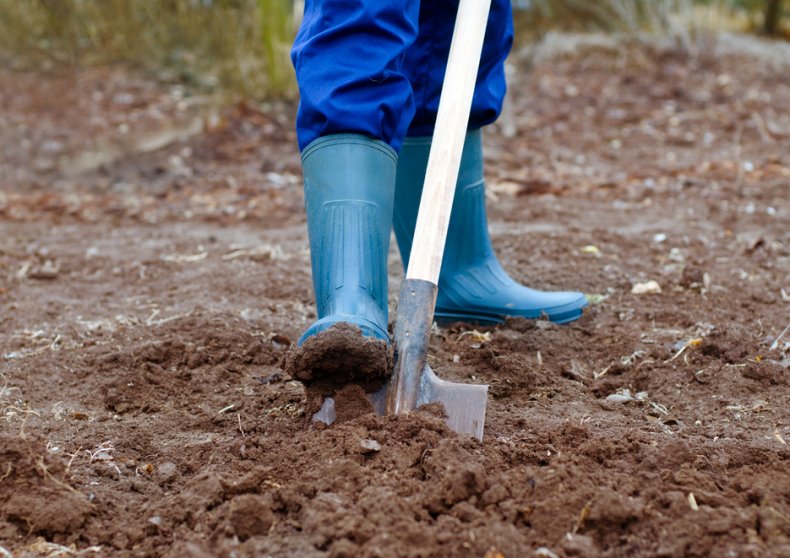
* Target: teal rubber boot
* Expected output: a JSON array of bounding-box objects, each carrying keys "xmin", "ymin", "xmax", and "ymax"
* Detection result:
[
  {"xmin": 393, "ymin": 129, "xmax": 587, "ymax": 325},
  {"xmin": 298, "ymin": 135, "xmax": 396, "ymax": 345}
]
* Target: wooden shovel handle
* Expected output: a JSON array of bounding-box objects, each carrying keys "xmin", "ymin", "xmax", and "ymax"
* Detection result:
[{"xmin": 406, "ymin": 0, "xmax": 493, "ymax": 284}]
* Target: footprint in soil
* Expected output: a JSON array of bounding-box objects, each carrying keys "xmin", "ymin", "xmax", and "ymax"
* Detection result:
[{"xmin": 282, "ymin": 323, "xmax": 392, "ymax": 422}]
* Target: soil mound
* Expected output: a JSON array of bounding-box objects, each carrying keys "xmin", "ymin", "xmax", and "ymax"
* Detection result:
[
  {"xmin": 0, "ymin": 434, "xmax": 92, "ymax": 543},
  {"xmin": 140, "ymin": 409, "xmax": 532, "ymax": 557},
  {"xmin": 95, "ymin": 314, "xmax": 283, "ymax": 414}
]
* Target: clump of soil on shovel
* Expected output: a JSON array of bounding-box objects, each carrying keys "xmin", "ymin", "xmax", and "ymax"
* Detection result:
[{"xmin": 282, "ymin": 323, "xmax": 393, "ymax": 421}]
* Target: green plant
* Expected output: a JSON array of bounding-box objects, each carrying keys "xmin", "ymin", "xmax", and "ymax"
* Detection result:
[{"xmin": 258, "ymin": 0, "xmax": 295, "ymax": 96}]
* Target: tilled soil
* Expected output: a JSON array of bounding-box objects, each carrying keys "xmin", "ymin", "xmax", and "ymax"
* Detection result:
[{"xmin": 1, "ymin": 38, "xmax": 789, "ymax": 557}]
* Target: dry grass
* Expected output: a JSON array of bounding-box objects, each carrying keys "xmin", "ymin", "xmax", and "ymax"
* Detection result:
[
  {"xmin": 516, "ymin": 0, "xmax": 782, "ymax": 49},
  {"xmin": 0, "ymin": 0, "xmax": 296, "ymax": 99}
]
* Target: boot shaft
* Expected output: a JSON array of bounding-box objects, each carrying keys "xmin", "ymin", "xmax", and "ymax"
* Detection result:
[
  {"xmin": 394, "ymin": 129, "xmax": 493, "ymax": 274},
  {"xmin": 301, "ymin": 135, "xmax": 396, "ymax": 332},
  {"xmin": 393, "ymin": 129, "xmax": 588, "ymax": 325}
]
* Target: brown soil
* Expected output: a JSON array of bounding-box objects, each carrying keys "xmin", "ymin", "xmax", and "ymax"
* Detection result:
[
  {"xmin": 284, "ymin": 323, "xmax": 390, "ymax": 383},
  {"xmin": 2, "ymin": 39, "xmax": 790, "ymax": 558}
]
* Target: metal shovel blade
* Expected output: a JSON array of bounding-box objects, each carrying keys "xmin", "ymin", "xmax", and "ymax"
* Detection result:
[
  {"xmin": 384, "ymin": 278, "xmax": 489, "ymax": 440},
  {"xmin": 312, "ymin": 364, "xmax": 487, "ymax": 440},
  {"xmin": 409, "ymin": 363, "xmax": 488, "ymax": 440}
]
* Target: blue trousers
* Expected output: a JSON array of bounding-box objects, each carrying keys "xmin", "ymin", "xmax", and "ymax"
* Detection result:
[{"xmin": 291, "ymin": 0, "xmax": 514, "ymax": 152}]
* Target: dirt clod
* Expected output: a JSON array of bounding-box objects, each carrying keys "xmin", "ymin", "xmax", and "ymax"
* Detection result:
[
  {"xmin": 228, "ymin": 494, "xmax": 275, "ymax": 540},
  {"xmin": 283, "ymin": 323, "xmax": 391, "ymax": 384},
  {"xmin": 0, "ymin": 434, "xmax": 91, "ymax": 540}
]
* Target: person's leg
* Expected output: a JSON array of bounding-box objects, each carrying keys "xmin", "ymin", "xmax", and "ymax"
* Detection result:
[
  {"xmin": 298, "ymin": 136, "xmax": 397, "ymax": 344},
  {"xmin": 291, "ymin": 0, "xmax": 419, "ymax": 345},
  {"xmin": 403, "ymin": 0, "xmax": 511, "ymax": 137},
  {"xmin": 394, "ymin": 0, "xmax": 588, "ymax": 324},
  {"xmin": 395, "ymin": 130, "xmax": 587, "ymax": 324},
  {"xmin": 292, "ymin": 0, "xmax": 420, "ymax": 152}
]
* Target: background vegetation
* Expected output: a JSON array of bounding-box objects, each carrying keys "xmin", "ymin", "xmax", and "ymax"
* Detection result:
[
  {"xmin": 0, "ymin": 0, "xmax": 785, "ymax": 100},
  {"xmin": 0, "ymin": 0, "xmax": 297, "ymax": 98},
  {"xmin": 520, "ymin": 0, "xmax": 785, "ymax": 35}
]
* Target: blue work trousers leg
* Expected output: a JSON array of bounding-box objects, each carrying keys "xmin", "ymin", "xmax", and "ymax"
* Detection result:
[{"xmin": 291, "ymin": 0, "xmax": 514, "ymax": 152}]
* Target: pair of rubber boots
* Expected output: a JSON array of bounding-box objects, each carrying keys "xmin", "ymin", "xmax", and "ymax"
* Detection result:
[{"xmin": 298, "ymin": 130, "xmax": 587, "ymax": 346}]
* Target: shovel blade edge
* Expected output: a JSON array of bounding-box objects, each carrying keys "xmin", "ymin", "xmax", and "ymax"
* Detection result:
[
  {"xmin": 318, "ymin": 367, "xmax": 488, "ymax": 441},
  {"xmin": 416, "ymin": 364, "xmax": 488, "ymax": 441},
  {"xmin": 368, "ymin": 366, "xmax": 487, "ymax": 440}
]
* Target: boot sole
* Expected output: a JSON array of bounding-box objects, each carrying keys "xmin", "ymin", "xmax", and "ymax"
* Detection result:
[{"xmin": 434, "ymin": 306, "xmax": 585, "ymax": 327}]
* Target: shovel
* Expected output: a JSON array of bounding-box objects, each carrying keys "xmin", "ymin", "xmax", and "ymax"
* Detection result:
[
  {"xmin": 383, "ymin": 0, "xmax": 492, "ymax": 440},
  {"xmin": 313, "ymin": 0, "xmax": 492, "ymax": 439}
]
